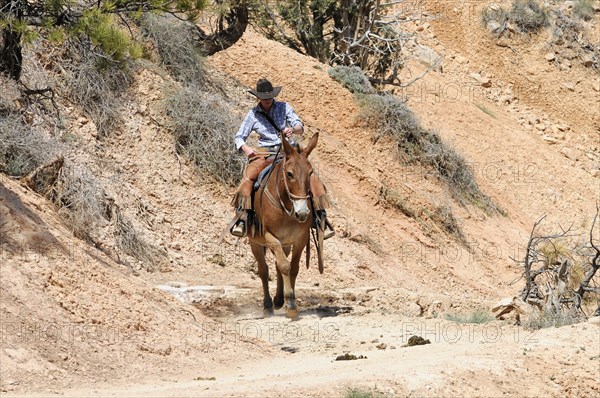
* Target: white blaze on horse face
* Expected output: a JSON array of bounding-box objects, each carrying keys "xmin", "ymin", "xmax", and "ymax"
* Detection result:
[{"xmin": 292, "ymin": 199, "xmax": 309, "ymax": 222}]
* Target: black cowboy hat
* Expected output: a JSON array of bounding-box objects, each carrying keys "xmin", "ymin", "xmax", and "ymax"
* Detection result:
[{"xmin": 248, "ymin": 78, "xmax": 282, "ymax": 99}]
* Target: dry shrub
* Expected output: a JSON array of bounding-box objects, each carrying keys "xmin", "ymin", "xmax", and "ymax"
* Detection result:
[
  {"xmin": 165, "ymin": 86, "xmax": 243, "ymax": 185},
  {"xmin": 510, "ymin": 0, "xmax": 549, "ymax": 32},
  {"xmin": 378, "ymin": 184, "xmax": 415, "ymax": 218},
  {"xmin": 54, "ymin": 163, "xmax": 107, "ymax": 240},
  {"xmin": 0, "ymin": 112, "xmax": 60, "ymax": 176},
  {"xmin": 328, "ymin": 65, "xmax": 375, "ymax": 95},
  {"xmin": 358, "ymin": 93, "xmax": 498, "ymax": 213},
  {"xmin": 112, "ymin": 205, "xmax": 164, "ymax": 268},
  {"xmin": 573, "ymin": 0, "xmax": 595, "ymax": 21},
  {"xmin": 60, "ymin": 42, "xmax": 132, "ymax": 137},
  {"xmin": 522, "ymin": 307, "xmax": 583, "ymax": 330},
  {"xmin": 141, "ymin": 14, "xmax": 204, "ymax": 85}
]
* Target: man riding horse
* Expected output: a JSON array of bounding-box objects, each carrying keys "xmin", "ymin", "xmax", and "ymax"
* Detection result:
[{"xmin": 229, "ymin": 78, "xmax": 334, "ymax": 239}]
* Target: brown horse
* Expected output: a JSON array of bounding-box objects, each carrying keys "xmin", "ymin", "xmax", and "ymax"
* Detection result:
[{"xmin": 249, "ymin": 132, "xmax": 320, "ymax": 318}]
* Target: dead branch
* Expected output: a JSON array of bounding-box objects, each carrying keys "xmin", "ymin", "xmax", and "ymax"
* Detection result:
[{"xmin": 21, "ymin": 156, "xmax": 64, "ymax": 196}]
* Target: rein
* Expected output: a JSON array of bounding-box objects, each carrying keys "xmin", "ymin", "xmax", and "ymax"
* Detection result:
[{"xmin": 261, "ymin": 155, "xmax": 310, "ymax": 218}]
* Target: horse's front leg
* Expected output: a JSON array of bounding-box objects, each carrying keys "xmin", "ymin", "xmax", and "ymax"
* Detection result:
[
  {"xmin": 273, "ymin": 246, "xmax": 291, "ymax": 310},
  {"xmin": 250, "ymin": 243, "xmax": 272, "ymax": 314},
  {"xmin": 264, "ymin": 232, "xmax": 297, "ymax": 318}
]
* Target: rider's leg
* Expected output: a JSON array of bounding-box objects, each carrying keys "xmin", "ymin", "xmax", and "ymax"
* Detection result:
[{"xmin": 231, "ymin": 157, "xmax": 270, "ymax": 237}]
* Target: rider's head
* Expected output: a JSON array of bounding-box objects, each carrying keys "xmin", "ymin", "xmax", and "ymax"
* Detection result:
[{"xmin": 249, "ymin": 78, "xmax": 281, "ymax": 101}]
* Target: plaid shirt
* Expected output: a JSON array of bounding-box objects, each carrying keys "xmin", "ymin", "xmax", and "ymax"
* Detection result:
[{"xmin": 234, "ymin": 100, "xmax": 303, "ymax": 150}]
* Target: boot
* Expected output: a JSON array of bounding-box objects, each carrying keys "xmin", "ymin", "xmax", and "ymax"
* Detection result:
[
  {"xmin": 315, "ymin": 210, "xmax": 335, "ymax": 240},
  {"xmin": 230, "ymin": 210, "xmax": 248, "ymax": 237}
]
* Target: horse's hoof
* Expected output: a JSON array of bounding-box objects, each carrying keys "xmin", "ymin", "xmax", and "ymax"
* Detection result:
[
  {"xmin": 286, "ymin": 307, "xmax": 299, "ymax": 319},
  {"xmin": 273, "ymin": 296, "xmax": 284, "ymax": 310},
  {"xmin": 263, "ymin": 308, "xmax": 274, "ymax": 318}
]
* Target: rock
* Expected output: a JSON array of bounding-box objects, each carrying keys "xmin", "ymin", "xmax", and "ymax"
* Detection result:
[
  {"xmin": 581, "ymin": 54, "xmax": 594, "ymax": 68},
  {"xmin": 588, "ymin": 316, "xmax": 600, "ymax": 326},
  {"xmin": 563, "ymin": 82, "xmax": 576, "ymax": 91},
  {"xmin": 417, "ymin": 45, "xmax": 441, "ymax": 69},
  {"xmin": 592, "ymin": 3, "xmax": 600, "ymax": 12},
  {"xmin": 528, "ymin": 115, "xmax": 540, "ymax": 125},
  {"xmin": 560, "ymin": 147, "xmax": 581, "ymax": 161},
  {"xmin": 470, "ymin": 73, "xmax": 492, "ymax": 87},
  {"xmin": 545, "ymin": 52, "xmax": 556, "ymax": 61},
  {"xmin": 492, "ymin": 296, "xmax": 533, "ymax": 322},
  {"xmin": 486, "ymin": 21, "xmax": 502, "ymax": 34},
  {"xmin": 498, "ymin": 94, "xmax": 513, "ymax": 104},
  {"xmin": 543, "ymin": 135, "xmax": 559, "ymax": 144},
  {"xmin": 455, "ymin": 55, "xmax": 468, "ymax": 64},
  {"xmin": 535, "ymin": 123, "xmax": 547, "ymax": 131},
  {"xmin": 561, "ymin": 48, "xmax": 578, "ymax": 60},
  {"xmin": 170, "ymin": 242, "xmax": 182, "ymax": 251},
  {"xmin": 590, "ymin": 169, "xmax": 600, "ymax": 178},
  {"xmin": 564, "ymin": 1, "xmax": 574, "ymax": 9},
  {"xmin": 593, "ymin": 80, "xmax": 600, "ymax": 92}
]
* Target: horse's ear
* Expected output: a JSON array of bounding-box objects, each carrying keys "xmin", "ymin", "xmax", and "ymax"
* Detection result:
[
  {"xmin": 281, "ymin": 132, "xmax": 294, "ymax": 156},
  {"xmin": 303, "ymin": 132, "xmax": 319, "ymax": 158}
]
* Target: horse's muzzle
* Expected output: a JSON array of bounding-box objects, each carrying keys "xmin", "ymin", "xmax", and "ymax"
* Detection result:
[{"xmin": 292, "ymin": 199, "xmax": 310, "ymax": 223}]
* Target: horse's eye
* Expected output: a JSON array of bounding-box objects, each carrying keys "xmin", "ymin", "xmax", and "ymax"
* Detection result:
[{"xmin": 286, "ymin": 171, "xmax": 294, "ymax": 179}]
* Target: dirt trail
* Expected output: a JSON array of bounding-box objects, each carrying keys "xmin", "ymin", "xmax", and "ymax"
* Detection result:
[{"xmin": 2, "ymin": 0, "xmax": 600, "ymax": 396}]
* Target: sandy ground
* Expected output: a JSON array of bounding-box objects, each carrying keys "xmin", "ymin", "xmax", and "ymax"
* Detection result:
[{"xmin": 1, "ymin": 0, "xmax": 599, "ymax": 396}]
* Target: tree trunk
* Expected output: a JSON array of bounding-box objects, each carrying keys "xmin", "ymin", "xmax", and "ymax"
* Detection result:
[
  {"xmin": 196, "ymin": 2, "xmax": 248, "ymax": 56},
  {"xmin": 0, "ymin": 28, "xmax": 22, "ymax": 80}
]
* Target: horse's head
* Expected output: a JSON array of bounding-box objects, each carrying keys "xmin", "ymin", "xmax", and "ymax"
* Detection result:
[{"xmin": 280, "ymin": 132, "xmax": 319, "ymax": 223}]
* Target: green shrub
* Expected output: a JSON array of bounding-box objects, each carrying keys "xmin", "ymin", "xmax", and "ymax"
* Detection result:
[
  {"xmin": 165, "ymin": 86, "xmax": 242, "ymax": 185},
  {"xmin": 328, "ymin": 65, "xmax": 375, "ymax": 95},
  {"xmin": 445, "ymin": 309, "xmax": 494, "ymax": 324},
  {"xmin": 510, "ymin": 0, "xmax": 549, "ymax": 32}
]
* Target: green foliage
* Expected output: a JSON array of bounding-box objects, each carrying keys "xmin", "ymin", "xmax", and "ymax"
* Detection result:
[
  {"xmin": 328, "ymin": 65, "xmax": 374, "ymax": 95},
  {"xmin": 77, "ymin": 9, "xmax": 139, "ymax": 63},
  {"xmin": 0, "ymin": 0, "xmax": 209, "ymax": 80},
  {"xmin": 510, "ymin": 0, "xmax": 549, "ymax": 32},
  {"xmin": 445, "ymin": 310, "xmax": 495, "ymax": 324}
]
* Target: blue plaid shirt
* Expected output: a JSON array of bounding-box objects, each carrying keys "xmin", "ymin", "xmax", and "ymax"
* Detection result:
[{"xmin": 234, "ymin": 100, "xmax": 303, "ymax": 150}]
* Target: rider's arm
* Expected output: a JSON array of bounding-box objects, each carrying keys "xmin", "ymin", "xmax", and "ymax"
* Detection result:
[
  {"xmin": 285, "ymin": 103, "xmax": 304, "ymax": 135},
  {"xmin": 234, "ymin": 110, "xmax": 256, "ymax": 151}
]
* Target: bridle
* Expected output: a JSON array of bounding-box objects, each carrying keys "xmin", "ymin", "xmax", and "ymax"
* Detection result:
[{"xmin": 262, "ymin": 154, "xmax": 310, "ymax": 218}]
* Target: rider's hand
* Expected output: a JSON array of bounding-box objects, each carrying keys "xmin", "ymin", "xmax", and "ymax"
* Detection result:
[
  {"xmin": 242, "ymin": 145, "xmax": 256, "ymax": 158},
  {"xmin": 282, "ymin": 127, "xmax": 293, "ymax": 138}
]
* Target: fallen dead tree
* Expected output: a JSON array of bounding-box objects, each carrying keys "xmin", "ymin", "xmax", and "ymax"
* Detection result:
[{"xmin": 493, "ymin": 206, "xmax": 600, "ymax": 326}]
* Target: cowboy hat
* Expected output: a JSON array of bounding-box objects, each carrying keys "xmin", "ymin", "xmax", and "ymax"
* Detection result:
[{"xmin": 248, "ymin": 78, "xmax": 282, "ymax": 99}]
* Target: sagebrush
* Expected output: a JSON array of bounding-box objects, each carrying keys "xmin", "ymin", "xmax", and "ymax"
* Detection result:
[
  {"xmin": 165, "ymin": 86, "xmax": 242, "ymax": 186},
  {"xmin": 357, "ymin": 93, "xmax": 497, "ymax": 212},
  {"xmin": 141, "ymin": 14, "xmax": 204, "ymax": 85}
]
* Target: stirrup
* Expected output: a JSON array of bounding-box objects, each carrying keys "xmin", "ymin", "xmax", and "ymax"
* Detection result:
[
  {"xmin": 231, "ymin": 220, "xmax": 246, "ymax": 237},
  {"xmin": 323, "ymin": 225, "xmax": 335, "ymax": 240}
]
